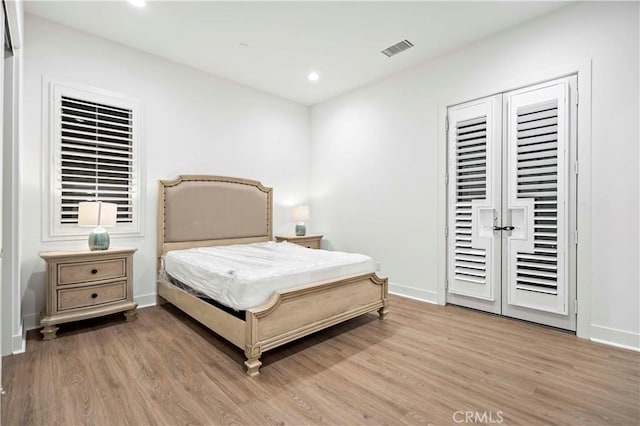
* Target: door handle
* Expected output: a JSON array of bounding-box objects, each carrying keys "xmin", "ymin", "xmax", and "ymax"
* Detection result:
[{"xmin": 493, "ymin": 225, "xmax": 515, "ymax": 231}]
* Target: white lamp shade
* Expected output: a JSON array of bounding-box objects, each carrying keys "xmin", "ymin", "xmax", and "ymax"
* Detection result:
[
  {"xmin": 78, "ymin": 202, "xmax": 118, "ymax": 227},
  {"xmin": 291, "ymin": 205, "xmax": 310, "ymax": 222}
]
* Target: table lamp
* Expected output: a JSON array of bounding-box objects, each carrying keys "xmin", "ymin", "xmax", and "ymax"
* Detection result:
[
  {"xmin": 78, "ymin": 201, "xmax": 117, "ymax": 250},
  {"xmin": 291, "ymin": 205, "xmax": 310, "ymax": 236}
]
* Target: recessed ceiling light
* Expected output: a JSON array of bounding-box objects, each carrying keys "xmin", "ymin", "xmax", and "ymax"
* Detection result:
[
  {"xmin": 128, "ymin": 0, "xmax": 146, "ymax": 8},
  {"xmin": 308, "ymin": 71, "xmax": 320, "ymax": 82}
]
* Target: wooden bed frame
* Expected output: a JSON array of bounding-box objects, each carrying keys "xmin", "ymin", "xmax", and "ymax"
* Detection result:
[{"xmin": 157, "ymin": 175, "xmax": 388, "ymax": 375}]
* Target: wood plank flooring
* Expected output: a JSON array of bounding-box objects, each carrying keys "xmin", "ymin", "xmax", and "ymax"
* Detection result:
[{"xmin": 2, "ymin": 295, "xmax": 639, "ymax": 425}]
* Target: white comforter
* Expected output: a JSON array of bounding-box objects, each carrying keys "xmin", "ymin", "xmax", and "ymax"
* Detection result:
[{"xmin": 163, "ymin": 241, "xmax": 376, "ymax": 310}]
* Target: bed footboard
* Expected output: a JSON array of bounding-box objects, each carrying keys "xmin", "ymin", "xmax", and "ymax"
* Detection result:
[{"xmin": 244, "ymin": 272, "xmax": 388, "ymax": 376}]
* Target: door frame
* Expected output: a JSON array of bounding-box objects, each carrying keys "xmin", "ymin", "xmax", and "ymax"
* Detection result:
[
  {"xmin": 436, "ymin": 60, "xmax": 592, "ymax": 339},
  {"xmin": 2, "ymin": 0, "xmax": 24, "ymax": 356}
]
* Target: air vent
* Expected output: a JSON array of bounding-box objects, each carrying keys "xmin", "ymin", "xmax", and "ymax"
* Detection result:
[{"xmin": 381, "ymin": 39, "xmax": 414, "ymax": 57}]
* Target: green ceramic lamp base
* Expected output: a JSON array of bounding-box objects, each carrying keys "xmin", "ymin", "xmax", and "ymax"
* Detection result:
[
  {"xmin": 295, "ymin": 222, "xmax": 306, "ymax": 236},
  {"xmin": 88, "ymin": 227, "xmax": 110, "ymax": 250}
]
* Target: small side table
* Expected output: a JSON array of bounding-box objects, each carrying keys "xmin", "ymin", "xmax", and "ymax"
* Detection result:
[
  {"xmin": 39, "ymin": 248, "xmax": 138, "ymax": 340},
  {"xmin": 275, "ymin": 234, "xmax": 323, "ymax": 249}
]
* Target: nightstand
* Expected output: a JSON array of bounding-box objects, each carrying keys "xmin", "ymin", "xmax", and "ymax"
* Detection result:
[
  {"xmin": 275, "ymin": 234, "xmax": 323, "ymax": 249},
  {"xmin": 38, "ymin": 248, "xmax": 137, "ymax": 340}
]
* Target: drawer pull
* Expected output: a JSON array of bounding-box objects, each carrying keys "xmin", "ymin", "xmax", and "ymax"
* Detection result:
[
  {"xmin": 91, "ymin": 269, "xmax": 98, "ymax": 274},
  {"xmin": 91, "ymin": 293, "xmax": 98, "ymax": 299}
]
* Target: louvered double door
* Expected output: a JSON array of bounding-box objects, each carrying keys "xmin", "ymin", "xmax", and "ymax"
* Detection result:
[{"xmin": 446, "ymin": 77, "xmax": 577, "ymax": 331}]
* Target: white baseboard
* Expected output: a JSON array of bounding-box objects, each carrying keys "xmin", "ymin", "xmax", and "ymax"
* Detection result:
[
  {"xmin": 590, "ymin": 324, "xmax": 640, "ymax": 351},
  {"xmin": 134, "ymin": 292, "xmax": 157, "ymax": 309},
  {"xmin": 389, "ymin": 282, "xmax": 438, "ymax": 304}
]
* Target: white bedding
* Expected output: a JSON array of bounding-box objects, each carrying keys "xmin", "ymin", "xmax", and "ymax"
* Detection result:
[{"xmin": 163, "ymin": 241, "xmax": 376, "ymax": 311}]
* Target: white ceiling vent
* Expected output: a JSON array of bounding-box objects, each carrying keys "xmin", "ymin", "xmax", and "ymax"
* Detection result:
[{"xmin": 381, "ymin": 39, "xmax": 414, "ymax": 57}]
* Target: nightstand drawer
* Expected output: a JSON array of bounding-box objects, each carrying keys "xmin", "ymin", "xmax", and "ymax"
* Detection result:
[
  {"xmin": 301, "ymin": 240, "xmax": 320, "ymax": 249},
  {"xmin": 58, "ymin": 281, "xmax": 127, "ymax": 311},
  {"xmin": 58, "ymin": 258, "xmax": 126, "ymax": 285},
  {"xmin": 275, "ymin": 234, "xmax": 323, "ymax": 249}
]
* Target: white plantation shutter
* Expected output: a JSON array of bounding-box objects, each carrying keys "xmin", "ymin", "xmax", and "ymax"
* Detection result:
[
  {"xmin": 60, "ymin": 97, "xmax": 134, "ymax": 224},
  {"xmin": 454, "ymin": 117, "xmax": 487, "ymax": 283},
  {"xmin": 505, "ymin": 81, "xmax": 569, "ymax": 314},
  {"xmin": 48, "ymin": 82, "xmax": 141, "ymax": 238},
  {"xmin": 447, "ymin": 95, "xmax": 501, "ymax": 310},
  {"xmin": 515, "ymin": 100, "xmax": 559, "ymax": 294}
]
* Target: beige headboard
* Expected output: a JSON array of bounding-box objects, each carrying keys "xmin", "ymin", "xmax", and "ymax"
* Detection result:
[{"xmin": 157, "ymin": 175, "xmax": 273, "ymax": 259}]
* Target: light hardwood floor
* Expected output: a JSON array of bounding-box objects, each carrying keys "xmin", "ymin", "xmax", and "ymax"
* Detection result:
[{"xmin": 2, "ymin": 295, "xmax": 639, "ymax": 425}]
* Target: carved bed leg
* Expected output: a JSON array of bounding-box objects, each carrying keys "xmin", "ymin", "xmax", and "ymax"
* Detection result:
[
  {"xmin": 378, "ymin": 299, "xmax": 389, "ymax": 320},
  {"xmin": 245, "ymin": 357, "xmax": 262, "ymax": 376},
  {"xmin": 245, "ymin": 345, "xmax": 262, "ymax": 376}
]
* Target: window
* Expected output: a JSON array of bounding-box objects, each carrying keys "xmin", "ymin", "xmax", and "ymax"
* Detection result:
[{"xmin": 45, "ymin": 81, "xmax": 142, "ymax": 239}]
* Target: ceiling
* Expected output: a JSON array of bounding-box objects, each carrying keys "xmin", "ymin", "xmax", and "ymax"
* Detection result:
[{"xmin": 25, "ymin": 1, "xmax": 569, "ymax": 105}]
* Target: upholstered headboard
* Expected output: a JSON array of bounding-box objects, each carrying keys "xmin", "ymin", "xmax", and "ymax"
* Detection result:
[{"xmin": 157, "ymin": 175, "xmax": 273, "ymax": 260}]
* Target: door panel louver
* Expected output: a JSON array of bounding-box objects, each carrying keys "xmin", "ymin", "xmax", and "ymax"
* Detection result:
[
  {"xmin": 59, "ymin": 96, "xmax": 134, "ymax": 224},
  {"xmin": 505, "ymin": 80, "xmax": 570, "ymax": 317},
  {"xmin": 515, "ymin": 101, "xmax": 559, "ymax": 295},
  {"xmin": 447, "ymin": 95, "xmax": 501, "ymax": 310},
  {"xmin": 454, "ymin": 117, "xmax": 487, "ymax": 284}
]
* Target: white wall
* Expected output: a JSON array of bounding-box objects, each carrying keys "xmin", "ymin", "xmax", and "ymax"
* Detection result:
[
  {"xmin": 310, "ymin": 2, "xmax": 639, "ymax": 348},
  {"xmin": 20, "ymin": 15, "xmax": 310, "ymax": 329}
]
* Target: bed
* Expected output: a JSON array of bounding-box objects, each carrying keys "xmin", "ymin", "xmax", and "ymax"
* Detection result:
[{"xmin": 157, "ymin": 175, "xmax": 389, "ymax": 375}]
